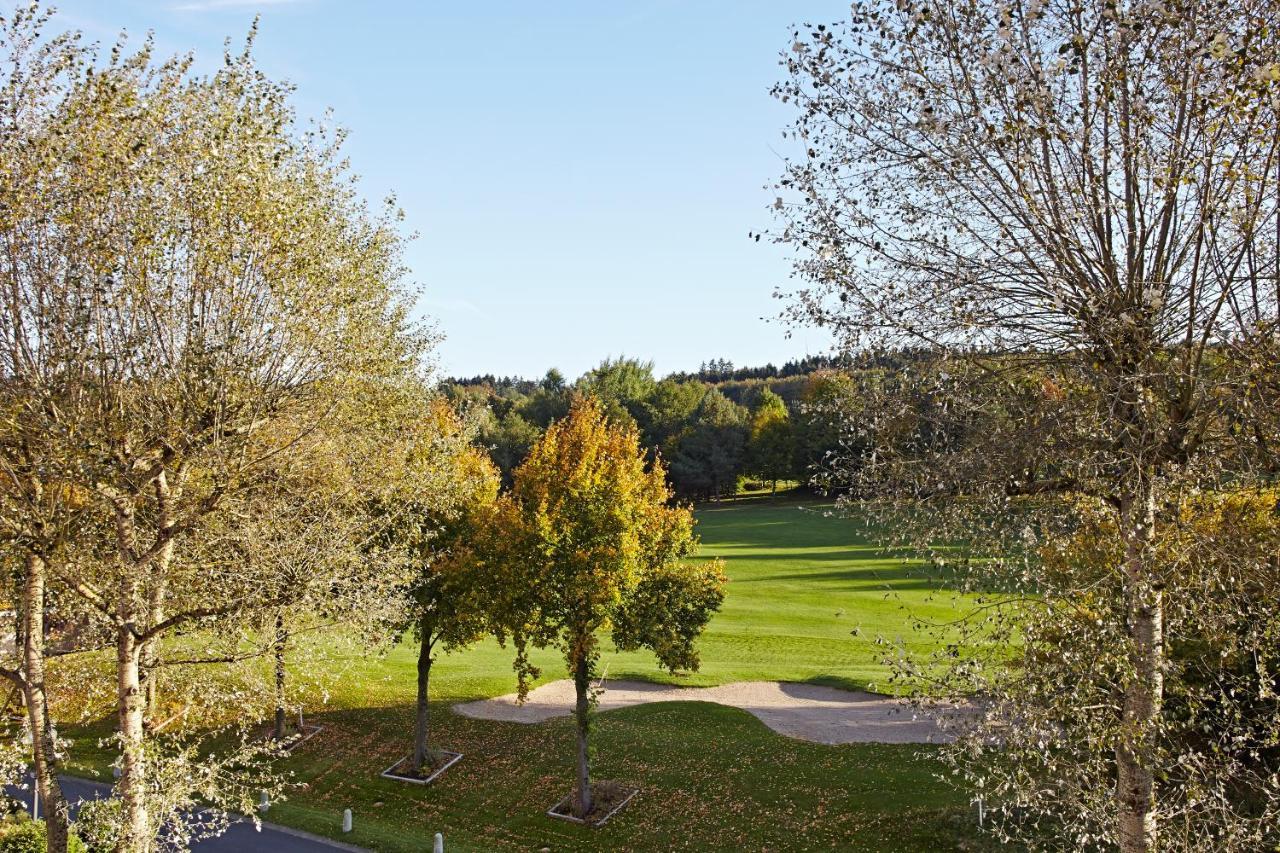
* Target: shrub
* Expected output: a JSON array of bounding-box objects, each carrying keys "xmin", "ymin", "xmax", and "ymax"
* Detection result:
[{"xmin": 0, "ymin": 814, "xmax": 87, "ymax": 853}]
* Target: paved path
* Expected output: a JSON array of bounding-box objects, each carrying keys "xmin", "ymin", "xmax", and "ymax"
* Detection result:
[
  {"xmin": 6, "ymin": 775, "xmax": 366, "ymax": 852},
  {"xmin": 454, "ymin": 679, "xmax": 978, "ymax": 745}
]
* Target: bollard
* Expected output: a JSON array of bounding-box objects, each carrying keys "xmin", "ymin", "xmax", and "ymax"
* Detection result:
[
  {"xmin": 977, "ymin": 797, "xmax": 985, "ymax": 827},
  {"xmin": 259, "ymin": 791, "xmax": 269, "ymax": 813},
  {"xmin": 342, "ymin": 808, "xmax": 352, "ymax": 833},
  {"xmin": 433, "ymin": 832, "xmax": 444, "ymax": 853}
]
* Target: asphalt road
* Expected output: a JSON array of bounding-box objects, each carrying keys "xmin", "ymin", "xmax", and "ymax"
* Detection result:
[{"xmin": 6, "ymin": 775, "xmax": 368, "ymax": 852}]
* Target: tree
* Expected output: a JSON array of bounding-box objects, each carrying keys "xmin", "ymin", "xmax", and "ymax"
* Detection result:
[
  {"xmin": 666, "ymin": 389, "xmax": 748, "ymax": 500},
  {"xmin": 518, "ymin": 382, "xmax": 572, "ymax": 430},
  {"xmin": 0, "ymin": 8, "xmax": 96, "ymax": 848},
  {"xmin": 503, "ymin": 397, "xmax": 725, "ymax": 818},
  {"xmin": 384, "ymin": 402, "xmax": 502, "ymax": 776},
  {"xmin": 636, "ymin": 378, "xmax": 707, "ymax": 451},
  {"xmin": 746, "ymin": 390, "xmax": 794, "ymax": 493},
  {"xmin": 576, "ymin": 356, "xmax": 657, "ymax": 427},
  {"xmin": 792, "ymin": 370, "xmax": 863, "ymax": 488},
  {"xmin": 0, "ymin": 11, "xmax": 426, "ymax": 849},
  {"xmin": 541, "ymin": 367, "xmax": 567, "ymax": 393},
  {"xmin": 772, "ymin": 1, "xmax": 1279, "ymax": 849},
  {"xmin": 230, "ymin": 400, "xmax": 416, "ymax": 744},
  {"xmin": 478, "ymin": 409, "xmax": 541, "ymax": 485}
]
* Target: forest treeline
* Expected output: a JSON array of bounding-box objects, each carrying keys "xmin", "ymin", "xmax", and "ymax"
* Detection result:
[{"xmin": 443, "ymin": 356, "xmax": 866, "ymax": 499}]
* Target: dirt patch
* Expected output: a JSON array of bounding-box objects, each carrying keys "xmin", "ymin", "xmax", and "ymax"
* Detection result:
[
  {"xmin": 547, "ymin": 780, "xmax": 639, "ymax": 826},
  {"xmin": 380, "ymin": 750, "xmax": 463, "ymax": 785}
]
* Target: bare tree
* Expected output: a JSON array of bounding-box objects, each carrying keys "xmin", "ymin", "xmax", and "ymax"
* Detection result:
[{"xmin": 771, "ymin": 0, "xmax": 1279, "ymax": 849}]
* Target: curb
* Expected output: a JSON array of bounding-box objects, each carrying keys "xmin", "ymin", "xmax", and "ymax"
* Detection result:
[{"xmin": 52, "ymin": 774, "xmax": 371, "ymax": 852}]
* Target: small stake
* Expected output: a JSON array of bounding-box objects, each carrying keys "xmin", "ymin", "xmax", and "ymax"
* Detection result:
[
  {"xmin": 433, "ymin": 832, "xmax": 444, "ymax": 853},
  {"xmin": 977, "ymin": 797, "xmax": 985, "ymax": 827},
  {"xmin": 298, "ymin": 708, "xmax": 304, "ymax": 730},
  {"xmin": 342, "ymin": 808, "xmax": 352, "ymax": 833},
  {"xmin": 259, "ymin": 791, "xmax": 269, "ymax": 813}
]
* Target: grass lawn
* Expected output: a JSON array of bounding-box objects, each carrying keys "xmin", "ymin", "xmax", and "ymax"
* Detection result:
[{"xmin": 61, "ymin": 495, "xmax": 998, "ymax": 851}]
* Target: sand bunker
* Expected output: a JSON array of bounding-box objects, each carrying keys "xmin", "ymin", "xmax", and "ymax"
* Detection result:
[{"xmin": 453, "ymin": 679, "xmax": 977, "ymax": 745}]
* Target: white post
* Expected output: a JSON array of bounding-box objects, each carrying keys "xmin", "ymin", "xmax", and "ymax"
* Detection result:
[
  {"xmin": 342, "ymin": 808, "xmax": 352, "ymax": 833},
  {"xmin": 259, "ymin": 791, "xmax": 270, "ymax": 813},
  {"xmin": 433, "ymin": 832, "xmax": 444, "ymax": 853},
  {"xmin": 977, "ymin": 797, "xmax": 985, "ymax": 827},
  {"xmin": 298, "ymin": 708, "xmax": 304, "ymax": 731}
]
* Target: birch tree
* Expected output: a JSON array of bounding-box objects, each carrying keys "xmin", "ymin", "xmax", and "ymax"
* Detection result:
[
  {"xmin": 0, "ymin": 7, "xmax": 95, "ymax": 850},
  {"xmin": 0, "ymin": 7, "xmax": 426, "ymax": 849},
  {"xmin": 771, "ymin": 1, "xmax": 1280, "ymax": 849}
]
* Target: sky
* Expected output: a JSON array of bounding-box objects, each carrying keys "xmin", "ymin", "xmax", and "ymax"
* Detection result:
[{"xmin": 50, "ymin": 0, "xmax": 849, "ymax": 380}]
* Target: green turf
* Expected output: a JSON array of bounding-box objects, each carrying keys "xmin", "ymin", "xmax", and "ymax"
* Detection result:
[
  {"xmin": 62, "ymin": 495, "xmax": 997, "ymax": 851},
  {"xmin": 336, "ymin": 494, "xmax": 977, "ymax": 700}
]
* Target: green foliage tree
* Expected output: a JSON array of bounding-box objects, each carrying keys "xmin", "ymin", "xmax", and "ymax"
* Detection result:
[
  {"xmin": 791, "ymin": 371, "xmax": 862, "ymax": 487},
  {"xmin": 636, "ymin": 378, "xmax": 707, "ymax": 450},
  {"xmin": 666, "ymin": 390, "xmax": 749, "ymax": 500},
  {"xmin": 479, "ymin": 409, "xmax": 542, "ymax": 485},
  {"xmin": 576, "ymin": 356, "xmax": 657, "ymax": 428},
  {"xmin": 517, "ymin": 384, "xmax": 572, "ymax": 430},
  {"xmin": 502, "ymin": 398, "xmax": 725, "ymax": 818},
  {"xmin": 541, "ymin": 368, "xmax": 567, "ymax": 393}
]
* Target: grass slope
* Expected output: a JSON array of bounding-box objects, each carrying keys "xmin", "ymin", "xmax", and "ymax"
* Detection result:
[{"xmin": 63, "ymin": 496, "xmax": 994, "ymax": 851}]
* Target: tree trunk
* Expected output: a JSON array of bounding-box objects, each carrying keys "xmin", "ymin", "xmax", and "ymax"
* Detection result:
[
  {"xmin": 118, "ymin": 626, "xmax": 150, "ymax": 853},
  {"xmin": 141, "ymin": 474, "xmax": 176, "ymax": 731},
  {"xmin": 572, "ymin": 652, "xmax": 592, "ymax": 818},
  {"xmin": 273, "ymin": 614, "xmax": 288, "ymax": 741},
  {"xmin": 21, "ymin": 552, "xmax": 70, "ymax": 853},
  {"xmin": 412, "ymin": 629, "xmax": 433, "ymax": 774},
  {"xmin": 1115, "ymin": 481, "xmax": 1162, "ymax": 853}
]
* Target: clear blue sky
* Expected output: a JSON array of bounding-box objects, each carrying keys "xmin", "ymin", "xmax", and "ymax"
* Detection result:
[{"xmin": 52, "ymin": 1, "xmax": 846, "ymax": 379}]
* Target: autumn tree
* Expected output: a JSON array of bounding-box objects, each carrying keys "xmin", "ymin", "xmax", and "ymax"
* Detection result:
[
  {"xmin": 0, "ymin": 8, "xmax": 100, "ymax": 849},
  {"xmin": 382, "ymin": 401, "xmax": 503, "ymax": 777},
  {"xmin": 0, "ymin": 8, "xmax": 426, "ymax": 849},
  {"xmin": 503, "ymin": 397, "xmax": 725, "ymax": 818},
  {"xmin": 746, "ymin": 389, "xmax": 794, "ymax": 493},
  {"xmin": 772, "ymin": 1, "xmax": 1279, "ymax": 849}
]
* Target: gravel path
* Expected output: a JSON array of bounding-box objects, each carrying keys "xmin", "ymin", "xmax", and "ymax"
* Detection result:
[{"xmin": 453, "ymin": 679, "xmax": 977, "ymax": 745}]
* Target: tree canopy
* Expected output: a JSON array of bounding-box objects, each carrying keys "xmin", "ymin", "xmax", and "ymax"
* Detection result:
[
  {"xmin": 499, "ymin": 397, "xmax": 725, "ymax": 817},
  {"xmin": 772, "ymin": 0, "xmax": 1280, "ymax": 849}
]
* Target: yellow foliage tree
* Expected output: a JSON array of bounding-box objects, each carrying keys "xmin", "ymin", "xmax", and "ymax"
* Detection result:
[{"xmin": 500, "ymin": 396, "xmax": 725, "ymax": 818}]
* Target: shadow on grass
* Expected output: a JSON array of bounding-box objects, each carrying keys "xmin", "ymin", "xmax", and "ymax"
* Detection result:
[{"xmin": 61, "ymin": 694, "xmax": 993, "ymax": 852}]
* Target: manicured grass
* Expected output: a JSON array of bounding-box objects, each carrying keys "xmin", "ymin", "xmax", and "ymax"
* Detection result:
[{"xmin": 62, "ymin": 495, "xmax": 997, "ymax": 851}]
